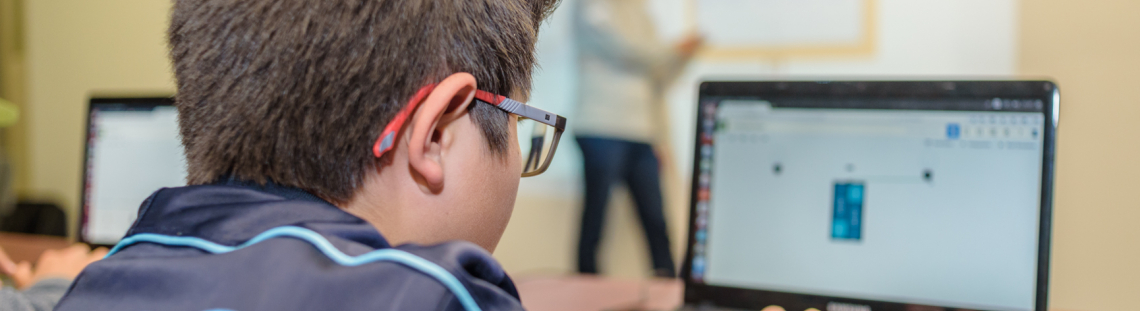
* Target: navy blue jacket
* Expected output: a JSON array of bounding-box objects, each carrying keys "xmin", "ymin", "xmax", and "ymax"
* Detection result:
[{"xmin": 55, "ymin": 181, "xmax": 525, "ymax": 311}]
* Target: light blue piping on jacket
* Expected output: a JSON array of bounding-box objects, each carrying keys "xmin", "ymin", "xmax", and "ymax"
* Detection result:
[{"xmin": 106, "ymin": 226, "xmax": 483, "ymax": 311}]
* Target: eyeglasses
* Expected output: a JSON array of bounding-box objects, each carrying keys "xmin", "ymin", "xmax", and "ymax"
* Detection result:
[{"xmin": 372, "ymin": 84, "xmax": 566, "ymax": 177}]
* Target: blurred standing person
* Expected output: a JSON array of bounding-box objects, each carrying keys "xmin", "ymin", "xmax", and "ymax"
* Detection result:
[{"xmin": 573, "ymin": 0, "xmax": 701, "ymax": 277}]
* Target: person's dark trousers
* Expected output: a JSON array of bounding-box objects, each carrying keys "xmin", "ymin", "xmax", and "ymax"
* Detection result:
[{"xmin": 576, "ymin": 136, "xmax": 676, "ymax": 277}]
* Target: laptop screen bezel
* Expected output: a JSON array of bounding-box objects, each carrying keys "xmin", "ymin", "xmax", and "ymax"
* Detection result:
[
  {"xmin": 679, "ymin": 80, "xmax": 1057, "ymax": 311},
  {"xmin": 79, "ymin": 96, "xmax": 177, "ymax": 247}
]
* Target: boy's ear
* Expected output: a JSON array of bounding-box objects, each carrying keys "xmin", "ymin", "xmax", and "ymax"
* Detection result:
[{"xmin": 406, "ymin": 73, "xmax": 478, "ymax": 190}]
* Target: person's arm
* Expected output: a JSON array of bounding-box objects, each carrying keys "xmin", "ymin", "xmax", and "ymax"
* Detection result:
[
  {"xmin": 657, "ymin": 33, "xmax": 702, "ymax": 86},
  {"xmin": 0, "ymin": 245, "xmax": 106, "ymax": 311},
  {"xmin": 574, "ymin": 0, "xmax": 681, "ymax": 73},
  {"xmin": 576, "ymin": 0, "xmax": 702, "ymax": 86}
]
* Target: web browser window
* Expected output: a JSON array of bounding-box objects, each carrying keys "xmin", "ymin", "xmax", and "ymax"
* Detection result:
[
  {"xmin": 84, "ymin": 105, "xmax": 187, "ymax": 245},
  {"xmin": 690, "ymin": 99, "xmax": 1045, "ymax": 311}
]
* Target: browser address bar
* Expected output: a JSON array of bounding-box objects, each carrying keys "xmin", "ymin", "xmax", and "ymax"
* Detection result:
[{"xmin": 726, "ymin": 120, "xmax": 910, "ymax": 136}]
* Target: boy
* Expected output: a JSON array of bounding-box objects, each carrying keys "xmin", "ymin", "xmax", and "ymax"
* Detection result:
[{"xmin": 55, "ymin": 0, "xmax": 562, "ymax": 310}]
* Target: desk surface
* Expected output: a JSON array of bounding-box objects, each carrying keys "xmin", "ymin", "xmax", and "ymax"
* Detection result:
[
  {"xmin": 516, "ymin": 275, "xmax": 683, "ymax": 311},
  {"xmin": 516, "ymin": 276, "xmax": 1077, "ymax": 311}
]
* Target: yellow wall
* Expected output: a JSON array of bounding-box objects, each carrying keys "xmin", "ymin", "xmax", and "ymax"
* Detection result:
[
  {"xmin": 0, "ymin": 0, "xmax": 29, "ymax": 196},
  {"xmin": 23, "ymin": 0, "xmax": 174, "ymax": 236},
  {"xmin": 1019, "ymin": 1, "xmax": 1140, "ymax": 310}
]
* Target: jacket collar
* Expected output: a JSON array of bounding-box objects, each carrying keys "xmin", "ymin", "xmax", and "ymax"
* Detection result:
[{"xmin": 125, "ymin": 179, "xmax": 390, "ymax": 250}]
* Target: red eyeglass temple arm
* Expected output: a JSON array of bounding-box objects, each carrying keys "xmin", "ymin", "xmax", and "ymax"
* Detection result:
[
  {"xmin": 372, "ymin": 86, "xmax": 509, "ymax": 158},
  {"xmin": 372, "ymin": 85, "xmax": 563, "ymax": 159},
  {"xmin": 372, "ymin": 85, "xmax": 436, "ymax": 158}
]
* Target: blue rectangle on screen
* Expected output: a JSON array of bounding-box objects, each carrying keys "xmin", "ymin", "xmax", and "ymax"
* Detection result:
[{"xmin": 832, "ymin": 182, "xmax": 864, "ymax": 241}]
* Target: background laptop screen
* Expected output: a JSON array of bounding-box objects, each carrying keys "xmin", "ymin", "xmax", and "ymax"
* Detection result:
[
  {"xmin": 689, "ymin": 97, "xmax": 1046, "ymax": 311},
  {"xmin": 82, "ymin": 101, "xmax": 186, "ymax": 245}
]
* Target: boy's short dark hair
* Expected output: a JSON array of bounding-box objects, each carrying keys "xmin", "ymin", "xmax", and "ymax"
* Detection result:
[{"xmin": 169, "ymin": 0, "xmax": 559, "ymax": 204}]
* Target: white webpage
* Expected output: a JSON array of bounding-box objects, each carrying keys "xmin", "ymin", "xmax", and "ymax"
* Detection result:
[
  {"xmin": 85, "ymin": 106, "xmax": 187, "ymax": 244},
  {"xmin": 702, "ymin": 101, "xmax": 1043, "ymax": 311}
]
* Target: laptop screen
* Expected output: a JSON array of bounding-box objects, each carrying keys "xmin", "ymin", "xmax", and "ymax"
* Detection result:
[
  {"xmin": 82, "ymin": 100, "xmax": 186, "ymax": 245},
  {"xmin": 688, "ymin": 91, "xmax": 1049, "ymax": 311}
]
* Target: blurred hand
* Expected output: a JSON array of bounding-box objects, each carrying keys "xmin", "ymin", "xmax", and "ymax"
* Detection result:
[
  {"xmin": 654, "ymin": 147, "xmax": 674, "ymax": 173},
  {"xmin": 675, "ymin": 33, "xmax": 705, "ymax": 58},
  {"xmin": 0, "ymin": 245, "xmax": 16, "ymax": 288},
  {"xmin": 0, "ymin": 244, "xmax": 107, "ymax": 289}
]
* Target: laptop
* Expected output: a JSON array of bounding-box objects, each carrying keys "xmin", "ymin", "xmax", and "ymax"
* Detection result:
[
  {"xmin": 80, "ymin": 96, "xmax": 187, "ymax": 246},
  {"xmin": 680, "ymin": 81, "xmax": 1057, "ymax": 311}
]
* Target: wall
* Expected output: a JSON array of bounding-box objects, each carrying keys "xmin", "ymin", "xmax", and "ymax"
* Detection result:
[
  {"xmin": 22, "ymin": 0, "xmax": 175, "ymax": 236},
  {"xmin": 1018, "ymin": 1, "xmax": 1140, "ymax": 310}
]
